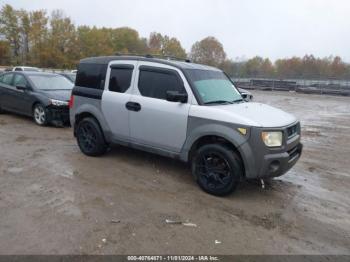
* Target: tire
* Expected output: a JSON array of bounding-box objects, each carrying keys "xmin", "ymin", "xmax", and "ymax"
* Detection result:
[
  {"xmin": 76, "ymin": 117, "xmax": 107, "ymax": 156},
  {"xmin": 191, "ymin": 144, "xmax": 243, "ymax": 196},
  {"xmin": 33, "ymin": 103, "xmax": 48, "ymax": 126}
]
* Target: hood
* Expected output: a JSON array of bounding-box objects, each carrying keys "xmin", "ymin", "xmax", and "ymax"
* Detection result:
[
  {"xmin": 39, "ymin": 89, "xmax": 72, "ymax": 101},
  {"xmin": 190, "ymin": 102, "xmax": 297, "ymax": 128}
]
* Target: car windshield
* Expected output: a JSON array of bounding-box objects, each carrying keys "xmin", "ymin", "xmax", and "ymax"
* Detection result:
[
  {"xmin": 185, "ymin": 69, "xmax": 242, "ymax": 104},
  {"xmin": 28, "ymin": 75, "xmax": 74, "ymax": 90},
  {"xmin": 66, "ymin": 73, "xmax": 76, "ymax": 82}
]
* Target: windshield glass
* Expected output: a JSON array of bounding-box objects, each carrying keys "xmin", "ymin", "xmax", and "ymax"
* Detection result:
[
  {"xmin": 67, "ymin": 73, "xmax": 76, "ymax": 82},
  {"xmin": 186, "ymin": 69, "xmax": 242, "ymax": 104},
  {"xmin": 29, "ymin": 75, "xmax": 74, "ymax": 90}
]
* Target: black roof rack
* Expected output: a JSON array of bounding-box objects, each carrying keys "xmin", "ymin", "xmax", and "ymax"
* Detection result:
[{"xmin": 114, "ymin": 52, "xmax": 191, "ymax": 63}]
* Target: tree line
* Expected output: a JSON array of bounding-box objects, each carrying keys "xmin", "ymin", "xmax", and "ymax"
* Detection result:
[{"xmin": 1, "ymin": 4, "xmax": 350, "ymax": 80}]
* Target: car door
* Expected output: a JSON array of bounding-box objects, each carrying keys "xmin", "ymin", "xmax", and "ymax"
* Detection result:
[
  {"xmin": 128, "ymin": 62, "xmax": 192, "ymax": 153},
  {"xmin": 101, "ymin": 60, "xmax": 137, "ymax": 141},
  {"xmin": 11, "ymin": 73, "xmax": 34, "ymax": 115},
  {"xmin": 0, "ymin": 73, "xmax": 15, "ymax": 111}
]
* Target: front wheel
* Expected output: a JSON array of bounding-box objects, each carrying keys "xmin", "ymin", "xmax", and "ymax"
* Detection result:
[
  {"xmin": 192, "ymin": 144, "xmax": 243, "ymax": 196},
  {"xmin": 33, "ymin": 103, "xmax": 48, "ymax": 126},
  {"xmin": 76, "ymin": 117, "xmax": 107, "ymax": 156}
]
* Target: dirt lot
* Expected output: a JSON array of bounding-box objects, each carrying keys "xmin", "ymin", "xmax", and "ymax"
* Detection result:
[{"xmin": 0, "ymin": 91, "xmax": 349, "ymax": 255}]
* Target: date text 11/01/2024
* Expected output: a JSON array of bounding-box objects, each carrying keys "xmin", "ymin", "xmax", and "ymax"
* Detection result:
[{"xmin": 127, "ymin": 255, "xmax": 219, "ymax": 261}]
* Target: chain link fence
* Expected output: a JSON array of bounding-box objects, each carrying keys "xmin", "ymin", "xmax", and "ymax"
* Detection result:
[{"xmin": 232, "ymin": 77, "xmax": 350, "ymax": 96}]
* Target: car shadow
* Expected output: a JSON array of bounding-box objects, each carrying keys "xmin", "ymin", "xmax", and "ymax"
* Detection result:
[{"xmin": 103, "ymin": 144, "xmax": 294, "ymax": 199}]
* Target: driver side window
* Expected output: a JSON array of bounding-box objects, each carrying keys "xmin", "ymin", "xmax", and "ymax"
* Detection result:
[{"xmin": 13, "ymin": 74, "xmax": 28, "ymax": 87}]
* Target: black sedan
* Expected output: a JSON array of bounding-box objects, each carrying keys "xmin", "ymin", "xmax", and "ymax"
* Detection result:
[{"xmin": 0, "ymin": 72, "xmax": 73, "ymax": 126}]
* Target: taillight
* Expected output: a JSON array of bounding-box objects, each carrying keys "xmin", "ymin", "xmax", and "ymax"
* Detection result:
[{"xmin": 68, "ymin": 95, "xmax": 74, "ymax": 109}]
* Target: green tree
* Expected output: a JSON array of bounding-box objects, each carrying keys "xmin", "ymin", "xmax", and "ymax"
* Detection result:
[
  {"xmin": 112, "ymin": 27, "xmax": 148, "ymax": 54},
  {"xmin": 0, "ymin": 4, "xmax": 21, "ymax": 64},
  {"xmin": 148, "ymin": 32, "xmax": 186, "ymax": 58},
  {"xmin": 275, "ymin": 57, "xmax": 302, "ymax": 78},
  {"xmin": 2, "ymin": 3, "xmax": 350, "ymax": 76},
  {"xmin": 245, "ymin": 56, "xmax": 263, "ymax": 77},
  {"xmin": 77, "ymin": 26, "xmax": 114, "ymax": 58},
  {"xmin": 162, "ymin": 36, "xmax": 186, "ymax": 58},
  {"xmin": 330, "ymin": 56, "xmax": 347, "ymax": 78},
  {"xmin": 148, "ymin": 32, "xmax": 162, "ymax": 52},
  {"xmin": 45, "ymin": 10, "xmax": 77, "ymax": 68},
  {"xmin": 189, "ymin": 36, "xmax": 226, "ymax": 67},
  {"xmin": 0, "ymin": 40, "xmax": 11, "ymax": 65},
  {"xmin": 261, "ymin": 58, "xmax": 274, "ymax": 77},
  {"xmin": 28, "ymin": 9, "xmax": 48, "ymax": 66},
  {"xmin": 219, "ymin": 59, "xmax": 235, "ymax": 76},
  {"xmin": 17, "ymin": 9, "xmax": 30, "ymax": 64},
  {"xmin": 242, "ymin": 56, "xmax": 274, "ymax": 77}
]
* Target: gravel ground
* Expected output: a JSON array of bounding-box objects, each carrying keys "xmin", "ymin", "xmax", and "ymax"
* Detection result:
[{"xmin": 0, "ymin": 90, "xmax": 349, "ymax": 255}]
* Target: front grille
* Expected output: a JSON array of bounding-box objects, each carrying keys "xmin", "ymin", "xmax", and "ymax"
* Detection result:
[
  {"xmin": 288, "ymin": 145, "xmax": 299, "ymax": 160},
  {"xmin": 287, "ymin": 124, "xmax": 298, "ymax": 138}
]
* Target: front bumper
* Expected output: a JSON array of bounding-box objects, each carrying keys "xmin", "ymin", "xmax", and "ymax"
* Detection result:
[
  {"xmin": 239, "ymin": 122, "xmax": 303, "ymax": 179},
  {"xmin": 47, "ymin": 106, "xmax": 70, "ymax": 126},
  {"xmin": 259, "ymin": 142, "xmax": 303, "ymax": 178}
]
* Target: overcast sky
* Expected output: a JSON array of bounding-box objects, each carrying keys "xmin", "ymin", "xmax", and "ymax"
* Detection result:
[{"xmin": 3, "ymin": 0, "xmax": 350, "ymax": 61}]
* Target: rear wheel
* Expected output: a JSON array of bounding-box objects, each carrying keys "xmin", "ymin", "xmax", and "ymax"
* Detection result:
[
  {"xmin": 192, "ymin": 144, "xmax": 243, "ymax": 196},
  {"xmin": 33, "ymin": 103, "xmax": 48, "ymax": 126},
  {"xmin": 76, "ymin": 117, "xmax": 107, "ymax": 156}
]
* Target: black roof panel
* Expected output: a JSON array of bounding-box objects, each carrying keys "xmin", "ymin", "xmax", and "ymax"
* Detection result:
[{"xmin": 79, "ymin": 56, "xmax": 221, "ymax": 71}]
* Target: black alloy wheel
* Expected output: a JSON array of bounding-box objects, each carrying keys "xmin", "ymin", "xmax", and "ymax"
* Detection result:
[
  {"xmin": 192, "ymin": 144, "xmax": 242, "ymax": 196},
  {"xmin": 76, "ymin": 117, "xmax": 107, "ymax": 156}
]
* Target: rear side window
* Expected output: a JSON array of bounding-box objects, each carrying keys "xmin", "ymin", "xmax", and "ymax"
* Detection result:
[
  {"xmin": 76, "ymin": 63, "xmax": 107, "ymax": 89},
  {"xmin": 138, "ymin": 68, "xmax": 185, "ymax": 100},
  {"xmin": 1, "ymin": 73, "xmax": 14, "ymax": 85},
  {"xmin": 109, "ymin": 66, "xmax": 133, "ymax": 93}
]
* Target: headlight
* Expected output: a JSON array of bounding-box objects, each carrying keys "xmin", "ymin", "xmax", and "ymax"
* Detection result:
[
  {"xmin": 49, "ymin": 99, "xmax": 69, "ymax": 106},
  {"xmin": 261, "ymin": 131, "xmax": 283, "ymax": 147}
]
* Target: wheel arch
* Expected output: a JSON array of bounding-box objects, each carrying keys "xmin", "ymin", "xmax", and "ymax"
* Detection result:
[
  {"xmin": 180, "ymin": 122, "xmax": 251, "ymax": 178},
  {"xmin": 31, "ymin": 93, "xmax": 51, "ymax": 114},
  {"xmin": 188, "ymin": 134, "xmax": 246, "ymax": 175},
  {"xmin": 75, "ymin": 111, "xmax": 98, "ymax": 125},
  {"xmin": 73, "ymin": 100, "xmax": 112, "ymax": 142},
  {"xmin": 31, "ymin": 101, "xmax": 44, "ymax": 113}
]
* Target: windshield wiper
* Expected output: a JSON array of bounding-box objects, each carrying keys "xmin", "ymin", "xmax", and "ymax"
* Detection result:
[
  {"xmin": 204, "ymin": 100, "xmax": 234, "ymax": 105},
  {"xmin": 204, "ymin": 99, "xmax": 244, "ymax": 105}
]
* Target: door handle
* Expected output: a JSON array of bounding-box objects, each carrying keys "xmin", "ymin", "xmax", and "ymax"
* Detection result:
[{"xmin": 126, "ymin": 101, "xmax": 141, "ymax": 112}]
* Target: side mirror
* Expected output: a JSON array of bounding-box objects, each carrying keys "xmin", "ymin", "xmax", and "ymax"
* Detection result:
[
  {"xmin": 166, "ymin": 91, "xmax": 188, "ymax": 103},
  {"xmin": 238, "ymin": 88, "xmax": 253, "ymax": 102},
  {"xmin": 16, "ymin": 84, "xmax": 27, "ymax": 91},
  {"xmin": 241, "ymin": 94, "xmax": 252, "ymax": 102}
]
